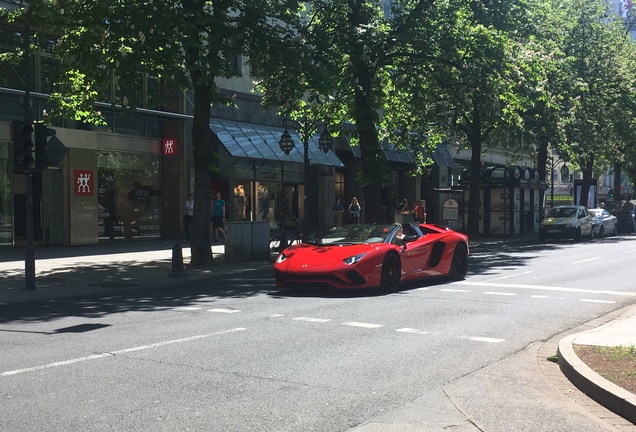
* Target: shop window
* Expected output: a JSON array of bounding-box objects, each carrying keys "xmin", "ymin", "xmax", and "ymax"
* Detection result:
[
  {"xmin": 0, "ymin": 142, "xmax": 12, "ymax": 247},
  {"xmin": 97, "ymin": 151, "xmax": 162, "ymax": 239}
]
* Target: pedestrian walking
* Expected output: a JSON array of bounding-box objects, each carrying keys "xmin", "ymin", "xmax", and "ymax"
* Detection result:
[
  {"xmin": 211, "ymin": 192, "xmax": 226, "ymax": 242},
  {"xmin": 413, "ymin": 199, "xmax": 426, "ymax": 223},
  {"xmin": 348, "ymin": 197, "xmax": 361, "ymax": 224},
  {"xmin": 333, "ymin": 198, "xmax": 345, "ymax": 227},
  {"xmin": 183, "ymin": 193, "xmax": 194, "ymax": 240}
]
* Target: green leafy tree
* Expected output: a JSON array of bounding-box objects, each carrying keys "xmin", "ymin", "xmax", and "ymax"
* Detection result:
[
  {"xmin": 4, "ymin": 0, "xmax": 301, "ymax": 267},
  {"xmin": 388, "ymin": 0, "xmax": 532, "ymax": 236},
  {"xmin": 545, "ymin": 0, "xmax": 636, "ymax": 207}
]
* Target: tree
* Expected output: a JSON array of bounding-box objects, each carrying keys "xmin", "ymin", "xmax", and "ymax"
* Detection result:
[
  {"xmin": 4, "ymin": 0, "xmax": 301, "ymax": 267},
  {"xmin": 387, "ymin": 0, "xmax": 532, "ymax": 236},
  {"xmin": 543, "ymin": 0, "xmax": 636, "ymax": 207}
]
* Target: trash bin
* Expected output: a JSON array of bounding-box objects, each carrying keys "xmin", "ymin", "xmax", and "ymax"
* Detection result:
[{"xmin": 224, "ymin": 221, "xmax": 270, "ymax": 261}]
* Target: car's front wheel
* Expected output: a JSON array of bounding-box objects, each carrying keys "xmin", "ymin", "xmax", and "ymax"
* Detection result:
[
  {"xmin": 449, "ymin": 243, "xmax": 468, "ymax": 280},
  {"xmin": 380, "ymin": 254, "xmax": 401, "ymax": 292}
]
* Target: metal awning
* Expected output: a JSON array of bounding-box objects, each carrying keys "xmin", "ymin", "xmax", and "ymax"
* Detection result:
[
  {"xmin": 432, "ymin": 145, "xmax": 457, "ymax": 168},
  {"xmin": 210, "ymin": 118, "xmax": 344, "ymax": 167}
]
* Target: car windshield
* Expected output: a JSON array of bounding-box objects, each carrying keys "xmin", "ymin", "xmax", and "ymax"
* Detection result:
[
  {"xmin": 306, "ymin": 224, "xmax": 393, "ymax": 245},
  {"xmin": 546, "ymin": 207, "xmax": 576, "ymax": 218}
]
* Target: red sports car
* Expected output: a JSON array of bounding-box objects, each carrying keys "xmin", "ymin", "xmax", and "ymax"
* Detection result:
[{"xmin": 273, "ymin": 223, "xmax": 469, "ymax": 291}]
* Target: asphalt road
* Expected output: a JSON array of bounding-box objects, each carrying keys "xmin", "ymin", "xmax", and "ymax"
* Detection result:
[{"xmin": 1, "ymin": 236, "xmax": 635, "ymax": 431}]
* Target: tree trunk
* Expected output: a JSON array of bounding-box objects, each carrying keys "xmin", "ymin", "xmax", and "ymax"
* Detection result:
[
  {"xmin": 536, "ymin": 138, "xmax": 548, "ymax": 220},
  {"xmin": 466, "ymin": 107, "xmax": 482, "ymax": 237},
  {"xmin": 578, "ymin": 158, "xmax": 594, "ymax": 209},
  {"xmin": 189, "ymin": 83, "xmax": 214, "ymax": 268},
  {"xmin": 613, "ymin": 161, "xmax": 622, "ymax": 202}
]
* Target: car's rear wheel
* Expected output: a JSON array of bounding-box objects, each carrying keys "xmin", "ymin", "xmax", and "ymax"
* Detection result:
[
  {"xmin": 380, "ymin": 254, "xmax": 401, "ymax": 292},
  {"xmin": 449, "ymin": 243, "xmax": 468, "ymax": 280}
]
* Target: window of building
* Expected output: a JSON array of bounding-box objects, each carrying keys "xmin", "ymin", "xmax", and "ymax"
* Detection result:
[{"xmin": 97, "ymin": 151, "xmax": 162, "ymax": 239}]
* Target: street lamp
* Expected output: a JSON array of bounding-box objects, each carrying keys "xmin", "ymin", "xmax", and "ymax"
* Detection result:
[
  {"xmin": 279, "ymin": 117, "xmax": 333, "ymax": 235},
  {"xmin": 548, "ymin": 152, "xmax": 568, "ymax": 210}
]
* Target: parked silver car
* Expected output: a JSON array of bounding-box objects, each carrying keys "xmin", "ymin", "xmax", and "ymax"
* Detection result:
[
  {"xmin": 539, "ymin": 205, "xmax": 594, "ymax": 242},
  {"xmin": 588, "ymin": 208, "xmax": 617, "ymax": 237}
]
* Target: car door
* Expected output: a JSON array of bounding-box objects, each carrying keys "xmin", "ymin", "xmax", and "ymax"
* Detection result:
[
  {"xmin": 578, "ymin": 207, "xmax": 592, "ymax": 235},
  {"xmin": 399, "ymin": 225, "xmax": 429, "ymax": 277}
]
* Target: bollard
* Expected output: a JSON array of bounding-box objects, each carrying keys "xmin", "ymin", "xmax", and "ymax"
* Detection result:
[{"xmin": 167, "ymin": 243, "xmax": 189, "ymax": 278}]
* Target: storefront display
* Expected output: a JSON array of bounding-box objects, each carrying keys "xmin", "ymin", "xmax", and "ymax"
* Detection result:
[{"xmin": 97, "ymin": 151, "xmax": 162, "ymax": 239}]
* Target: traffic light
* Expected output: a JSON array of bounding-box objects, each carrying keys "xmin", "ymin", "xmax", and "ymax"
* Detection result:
[
  {"xmin": 34, "ymin": 123, "xmax": 58, "ymax": 172},
  {"xmin": 12, "ymin": 120, "xmax": 34, "ymax": 172},
  {"xmin": 608, "ymin": 188, "xmax": 614, "ymax": 197}
]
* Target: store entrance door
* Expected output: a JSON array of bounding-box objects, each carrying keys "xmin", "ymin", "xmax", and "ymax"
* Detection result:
[{"xmin": 282, "ymin": 184, "xmax": 305, "ymax": 228}]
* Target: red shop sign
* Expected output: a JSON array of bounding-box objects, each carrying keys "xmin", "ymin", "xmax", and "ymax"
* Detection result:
[
  {"xmin": 74, "ymin": 170, "xmax": 94, "ymax": 196},
  {"xmin": 163, "ymin": 138, "xmax": 177, "ymax": 156}
]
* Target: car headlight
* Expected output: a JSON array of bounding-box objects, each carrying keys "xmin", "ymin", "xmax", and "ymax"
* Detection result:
[
  {"xmin": 343, "ymin": 253, "xmax": 367, "ymax": 265},
  {"xmin": 276, "ymin": 252, "xmax": 287, "ymax": 264}
]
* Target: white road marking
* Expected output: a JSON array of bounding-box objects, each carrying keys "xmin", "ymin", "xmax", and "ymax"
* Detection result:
[
  {"xmin": 293, "ymin": 317, "xmax": 331, "ymax": 323},
  {"xmin": 580, "ymin": 299, "xmax": 616, "ymax": 304},
  {"xmin": 458, "ymin": 335, "xmax": 505, "ymax": 343},
  {"xmin": 484, "ymin": 271, "xmax": 533, "ymax": 282},
  {"xmin": 415, "ymin": 287, "xmax": 431, "ymax": 291},
  {"xmin": 440, "ymin": 289, "xmax": 471, "ymax": 293},
  {"xmin": 454, "ymin": 281, "xmax": 636, "ymax": 297},
  {"xmin": 207, "ymin": 308, "xmax": 242, "ymax": 314},
  {"xmin": 1, "ymin": 328, "xmax": 246, "ymax": 378},
  {"xmin": 530, "ymin": 295, "xmax": 550, "ymax": 299},
  {"xmin": 342, "ymin": 322, "xmax": 384, "ymax": 329},
  {"xmin": 484, "ymin": 291, "xmax": 517, "ymax": 296},
  {"xmin": 396, "ymin": 328, "xmax": 430, "ymax": 335},
  {"xmin": 626, "ymin": 248, "xmax": 636, "ymax": 253},
  {"xmin": 175, "ymin": 306, "xmax": 202, "ymax": 311},
  {"xmin": 571, "ymin": 257, "xmax": 602, "ymax": 264},
  {"xmin": 270, "ymin": 314, "xmax": 285, "ymax": 318}
]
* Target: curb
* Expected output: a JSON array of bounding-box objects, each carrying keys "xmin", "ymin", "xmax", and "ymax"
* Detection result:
[{"xmin": 557, "ymin": 306, "xmax": 636, "ymax": 425}]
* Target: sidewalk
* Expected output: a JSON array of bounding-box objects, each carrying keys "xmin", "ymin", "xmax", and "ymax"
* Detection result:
[
  {"xmin": 0, "ymin": 237, "xmax": 634, "ymax": 426},
  {"xmin": 0, "ymin": 239, "xmax": 269, "ymax": 305}
]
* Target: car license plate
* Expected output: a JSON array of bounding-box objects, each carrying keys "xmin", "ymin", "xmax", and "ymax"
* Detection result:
[{"xmin": 548, "ymin": 229, "xmax": 560, "ymax": 233}]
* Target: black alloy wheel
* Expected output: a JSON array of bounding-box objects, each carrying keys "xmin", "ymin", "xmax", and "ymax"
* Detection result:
[
  {"xmin": 449, "ymin": 243, "xmax": 468, "ymax": 280},
  {"xmin": 380, "ymin": 254, "xmax": 401, "ymax": 292}
]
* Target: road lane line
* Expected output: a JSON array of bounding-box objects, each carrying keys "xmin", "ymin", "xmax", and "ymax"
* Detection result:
[
  {"xmin": 484, "ymin": 271, "xmax": 533, "ymax": 282},
  {"xmin": 342, "ymin": 322, "xmax": 383, "ymax": 329},
  {"xmin": 458, "ymin": 335, "xmax": 505, "ymax": 343},
  {"xmin": 530, "ymin": 295, "xmax": 550, "ymax": 299},
  {"xmin": 175, "ymin": 307, "xmax": 202, "ymax": 311},
  {"xmin": 396, "ymin": 328, "xmax": 430, "ymax": 335},
  {"xmin": 484, "ymin": 292, "xmax": 517, "ymax": 296},
  {"xmin": 207, "ymin": 308, "xmax": 241, "ymax": 314},
  {"xmin": 1, "ymin": 328, "xmax": 246, "ymax": 378},
  {"xmin": 293, "ymin": 317, "xmax": 331, "ymax": 323},
  {"xmin": 580, "ymin": 299, "xmax": 616, "ymax": 304},
  {"xmin": 440, "ymin": 289, "xmax": 471, "ymax": 293},
  {"xmin": 571, "ymin": 257, "xmax": 602, "ymax": 264},
  {"xmin": 453, "ymin": 281, "xmax": 636, "ymax": 297}
]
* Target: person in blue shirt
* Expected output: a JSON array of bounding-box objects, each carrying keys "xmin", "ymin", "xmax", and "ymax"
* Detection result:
[{"xmin": 211, "ymin": 192, "xmax": 226, "ymax": 242}]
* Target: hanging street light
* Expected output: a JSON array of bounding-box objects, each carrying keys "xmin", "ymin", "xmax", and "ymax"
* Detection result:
[{"xmin": 278, "ymin": 117, "xmax": 333, "ymax": 235}]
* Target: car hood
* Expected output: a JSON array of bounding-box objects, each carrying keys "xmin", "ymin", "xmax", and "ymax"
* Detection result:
[
  {"xmin": 541, "ymin": 217, "xmax": 577, "ymax": 225},
  {"xmin": 280, "ymin": 242, "xmax": 387, "ymax": 264}
]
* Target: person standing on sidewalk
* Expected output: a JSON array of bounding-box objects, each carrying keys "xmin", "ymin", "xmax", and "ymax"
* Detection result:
[
  {"xmin": 212, "ymin": 192, "xmax": 226, "ymax": 243},
  {"xmin": 183, "ymin": 193, "xmax": 194, "ymax": 241}
]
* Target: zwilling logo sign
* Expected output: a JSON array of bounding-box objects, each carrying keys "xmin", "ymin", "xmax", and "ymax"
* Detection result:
[
  {"xmin": 74, "ymin": 170, "xmax": 94, "ymax": 196},
  {"xmin": 163, "ymin": 138, "xmax": 177, "ymax": 155}
]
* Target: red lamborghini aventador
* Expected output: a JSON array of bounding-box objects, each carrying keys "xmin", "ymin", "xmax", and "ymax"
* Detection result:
[{"xmin": 273, "ymin": 222, "xmax": 469, "ymax": 291}]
